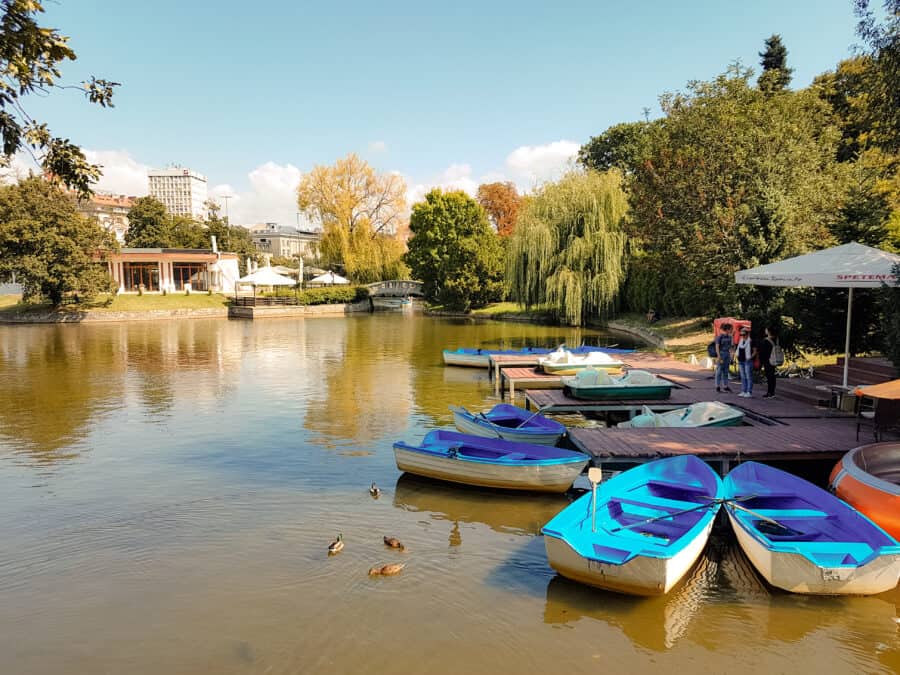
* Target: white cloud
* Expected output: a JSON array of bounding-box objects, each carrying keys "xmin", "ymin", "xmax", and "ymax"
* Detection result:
[
  {"xmin": 368, "ymin": 140, "xmax": 387, "ymax": 153},
  {"xmin": 210, "ymin": 161, "xmax": 305, "ymax": 227},
  {"xmin": 406, "ymin": 163, "xmax": 480, "ymax": 205},
  {"xmin": 84, "ymin": 149, "xmax": 151, "ymax": 196},
  {"xmin": 504, "ymin": 140, "xmax": 579, "ymax": 189}
]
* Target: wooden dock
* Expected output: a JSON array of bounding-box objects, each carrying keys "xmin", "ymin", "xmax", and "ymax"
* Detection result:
[
  {"xmin": 566, "ymin": 418, "xmax": 856, "ymax": 473},
  {"xmin": 516, "ymin": 352, "xmax": 868, "ymax": 470}
]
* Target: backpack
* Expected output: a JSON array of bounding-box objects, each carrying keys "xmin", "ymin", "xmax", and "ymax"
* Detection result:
[
  {"xmin": 707, "ymin": 340, "xmax": 718, "ymax": 358},
  {"xmin": 769, "ymin": 340, "xmax": 785, "ymax": 366}
]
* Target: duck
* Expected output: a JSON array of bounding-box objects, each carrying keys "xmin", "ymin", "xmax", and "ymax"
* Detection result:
[
  {"xmin": 327, "ymin": 533, "xmax": 344, "ymax": 555},
  {"xmin": 378, "ymin": 562, "xmax": 405, "ymax": 576},
  {"xmin": 369, "ymin": 562, "xmax": 405, "ymax": 576},
  {"xmin": 383, "ymin": 536, "xmax": 405, "ymax": 551},
  {"xmin": 369, "ymin": 482, "xmax": 381, "ymax": 498}
]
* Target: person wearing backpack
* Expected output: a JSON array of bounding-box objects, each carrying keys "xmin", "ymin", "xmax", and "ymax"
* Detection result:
[{"xmin": 758, "ymin": 326, "xmax": 781, "ymax": 399}]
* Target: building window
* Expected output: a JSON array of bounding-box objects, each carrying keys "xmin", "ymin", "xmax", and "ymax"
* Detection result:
[
  {"xmin": 172, "ymin": 262, "xmax": 207, "ymax": 290},
  {"xmin": 122, "ymin": 262, "xmax": 159, "ymax": 291}
]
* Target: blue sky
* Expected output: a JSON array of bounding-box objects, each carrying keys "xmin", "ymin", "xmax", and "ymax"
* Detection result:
[{"xmin": 30, "ymin": 0, "xmax": 860, "ymax": 225}]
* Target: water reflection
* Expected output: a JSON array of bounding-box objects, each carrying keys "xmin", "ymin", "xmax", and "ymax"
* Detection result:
[{"xmin": 392, "ymin": 473, "xmax": 569, "ymax": 537}]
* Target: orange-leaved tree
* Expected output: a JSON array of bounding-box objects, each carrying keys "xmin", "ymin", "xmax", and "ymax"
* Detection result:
[{"xmin": 476, "ymin": 181, "xmax": 522, "ymax": 237}]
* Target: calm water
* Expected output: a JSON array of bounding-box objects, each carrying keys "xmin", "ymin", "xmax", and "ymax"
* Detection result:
[{"xmin": 0, "ymin": 315, "xmax": 897, "ymax": 675}]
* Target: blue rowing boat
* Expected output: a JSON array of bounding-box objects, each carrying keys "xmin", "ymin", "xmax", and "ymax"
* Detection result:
[
  {"xmin": 392, "ymin": 430, "xmax": 589, "ymax": 492},
  {"xmin": 449, "ymin": 403, "xmax": 566, "ymax": 445},
  {"xmin": 442, "ymin": 345, "xmax": 634, "ymax": 368},
  {"xmin": 542, "ymin": 455, "xmax": 724, "ymax": 595},
  {"xmin": 723, "ymin": 462, "xmax": 900, "ymax": 595}
]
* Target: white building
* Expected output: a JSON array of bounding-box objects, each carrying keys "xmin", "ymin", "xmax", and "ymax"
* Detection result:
[
  {"xmin": 148, "ymin": 167, "xmax": 208, "ymax": 220},
  {"xmin": 250, "ymin": 223, "xmax": 321, "ymax": 258}
]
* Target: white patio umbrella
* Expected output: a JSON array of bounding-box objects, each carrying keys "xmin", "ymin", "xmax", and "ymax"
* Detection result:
[
  {"xmin": 237, "ymin": 266, "xmax": 297, "ymax": 286},
  {"xmin": 309, "ymin": 271, "xmax": 349, "ymax": 285},
  {"xmin": 734, "ymin": 242, "xmax": 900, "ymax": 387},
  {"xmin": 236, "ymin": 266, "xmax": 297, "ymax": 300}
]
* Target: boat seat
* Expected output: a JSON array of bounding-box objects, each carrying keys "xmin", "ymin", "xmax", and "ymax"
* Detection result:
[
  {"xmin": 646, "ymin": 480, "xmax": 709, "ymax": 495},
  {"xmin": 613, "ymin": 494, "xmax": 700, "ymax": 512},
  {"xmin": 746, "ymin": 508, "xmax": 828, "ymax": 519}
]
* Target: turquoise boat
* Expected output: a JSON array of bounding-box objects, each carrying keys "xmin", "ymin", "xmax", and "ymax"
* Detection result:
[
  {"xmin": 562, "ymin": 368, "xmax": 674, "ymax": 401},
  {"xmin": 618, "ymin": 402, "xmax": 744, "ymax": 428},
  {"xmin": 542, "ymin": 455, "xmax": 724, "ymax": 595}
]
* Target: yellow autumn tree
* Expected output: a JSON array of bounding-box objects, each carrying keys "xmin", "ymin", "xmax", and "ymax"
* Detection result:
[{"xmin": 297, "ymin": 153, "xmax": 409, "ymax": 282}]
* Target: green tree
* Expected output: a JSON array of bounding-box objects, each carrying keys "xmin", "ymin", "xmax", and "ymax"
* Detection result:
[
  {"xmin": 814, "ymin": 56, "xmax": 879, "ymax": 161},
  {"xmin": 507, "ymin": 171, "xmax": 628, "ymax": 326},
  {"xmin": 0, "ymin": 1, "xmax": 119, "ymax": 197},
  {"xmin": 627, "ymin": 66, "xmax": 843, "ymax": 316},
  {"xmin": 577, "ymin": 121, "xmax": 654, "ymax": 174},
  {"xmin": 125, "ymin": 197, "xmax": 171, "ymax": 247},
  {"xmin": 0, "ymin": 177, "xmax": 116, "ymax": 304},
  {"xmin": 880, "ymin": 262, "xmax": 900, "ymax": 369},
  {"xmin": 855, "ymin": 0, "xmax": 900, "ymax": 151},
  {"xmin": 758, "ymin": 34, "xmax": 793, "ymax": 92},
  {"xmin": 405, "ymin": 189, "xmax": 504, "ymax": 310}
]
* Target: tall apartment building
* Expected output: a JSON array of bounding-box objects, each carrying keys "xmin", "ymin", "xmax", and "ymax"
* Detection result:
[{"xmin": 148, "ymin": 167, "xmax": 208, "ymax": 220}]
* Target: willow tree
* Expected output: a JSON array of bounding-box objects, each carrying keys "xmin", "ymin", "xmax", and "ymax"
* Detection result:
[{"xmin": 507, "ymin": 171, "xmax": 628, "ymax": 326}]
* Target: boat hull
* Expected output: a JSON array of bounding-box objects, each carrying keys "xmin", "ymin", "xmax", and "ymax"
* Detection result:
[
  {"xmin": 442, "ymin": 351, "xmax": 491, "ymax": 367},
  {"xmin": 394, "ymin": 446, "xmax": 587, "ymax": 492},
  {"xmin": 452, "ymin": 411, "xmax": 563, "ymax": 446},
  {"xmin": 544, "ymin": 517, "xmax": 715, "ymax": 596},
  {"xmin": 830, "ymin": 443, "xmax": 900, "ymax": 540},
  {"xmin": 563, "ymin": 384, "xmax": 673, "ymax": 400},
  {"xmin": 727, "ymin": 511, "xmax": 900, "ymax": 595}
]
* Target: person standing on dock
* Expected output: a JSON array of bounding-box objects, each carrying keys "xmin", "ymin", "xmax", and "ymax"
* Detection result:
[
  {"xmin": 759, "ymin": 326, "xmax": 779, "ymax": 399},
  {"xmin": 736, "ymin": 326, "xmax": 756, "ymax": 397},
  {"xmin": 715, "ymin": 323, "xmax": 734, "ymax": 393}
]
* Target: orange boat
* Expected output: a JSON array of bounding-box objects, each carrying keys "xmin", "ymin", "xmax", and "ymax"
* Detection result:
[{"xmin": 830, "ymin": 442, "xmax": 900, "ymax": 541}]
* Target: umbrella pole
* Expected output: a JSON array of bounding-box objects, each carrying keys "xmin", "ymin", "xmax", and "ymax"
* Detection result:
[{"xmin": 843, "ymin": 287, "xmax": 853, "ymax": 388}]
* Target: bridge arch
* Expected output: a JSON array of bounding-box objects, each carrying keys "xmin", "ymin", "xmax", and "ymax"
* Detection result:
[{"xmin": 366, "ymin": 280, "xmax": 424, "ymax": 297}]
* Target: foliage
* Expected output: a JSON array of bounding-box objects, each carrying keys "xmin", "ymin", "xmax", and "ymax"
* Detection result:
[
  {"xmin": 855, "ymin": 0, "xmax": 900, "ymax": 152},
  {"xmin": 204, "ymin": 201, "xmax": 258, "ymax": 274},
  {"xmin": 507, "ymin": 170, "xmax": 628, "ymax": 326},
  {"xmin": 758, "ymin": 34, "xmax": 793, "ymax": 92},
  {"xmin": 125, "ymin": 197, "xmax": 171, "ymax": 247},
  {"xmin": 0, "ymin": 177, "xmax": 116, "ymax": 305},
  {"xmin": 880, "ymin": 261, "xmax": 900, "ymax": 368},
  {"xmin": 297, "ymin": 153, "xmax": 407, "ymax": 282},
  {"xmin": 784, "ymin": 287, "xmax": 883, "ymax": 356},
  {"xmin": 577, "ymin": 121, "xmax": 655, "ymax": 174},
  {"xmin": 476, "ymin": 182, "xmax": 522, "ymax": 236},
  {"xmin": 0, "ymin": 1, "xmax": 119, "ymax": 197},
  {"xmin": 626, "ymin": 66, "xmax": 843, "ymax": 317},
  {"xmin": 814, "ymin": 56, "xmax": 880, "ymax": 161},
  {"xmin": 405, "ymin": 189, "xmax": 504, "ymax": 311},
  {"xmin": 262, "ymin": 286, "xmax": 368, "ymax": 305}
]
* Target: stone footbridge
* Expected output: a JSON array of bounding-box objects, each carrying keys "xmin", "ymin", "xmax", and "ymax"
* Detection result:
[{"xmin": 366, "ymin": 280, "xmax": 424, "ymax": 297}]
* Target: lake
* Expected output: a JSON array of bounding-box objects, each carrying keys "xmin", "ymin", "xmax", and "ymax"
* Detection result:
[{"xmin": 0, "ymin": 314, "xmax": 897, "ymax": 674}]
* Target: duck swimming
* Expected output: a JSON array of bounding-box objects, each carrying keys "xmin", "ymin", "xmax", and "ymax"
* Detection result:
[
  {"xmin": 328, "ymin": 533, "xmax": 344, "ymax": 555},
  {"xmin": 369, "ymin": 562, "xmax": 405, "ymax": 576},
  {"xmin": 369, "ymin": 483, "xmax": 381, "ymax": 498},
  {"xmin": 383, "ymin": 536, "xmax": 405, "ymax": 550}
]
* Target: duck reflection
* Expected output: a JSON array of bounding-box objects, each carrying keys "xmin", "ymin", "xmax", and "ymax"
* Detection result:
[{"xmin": 392, "ymin": 473, "xmax": 570, "ymax": 537}]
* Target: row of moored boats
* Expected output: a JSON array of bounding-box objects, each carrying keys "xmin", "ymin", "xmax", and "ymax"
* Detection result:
[{"xmin": 393, "ymin": 344, "xmax": 900, "ymax": 598}]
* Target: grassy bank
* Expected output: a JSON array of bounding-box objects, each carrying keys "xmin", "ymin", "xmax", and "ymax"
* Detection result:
[{"xmin": 0, "ymin": 293, "xmax": 232, "ymax": 316}]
